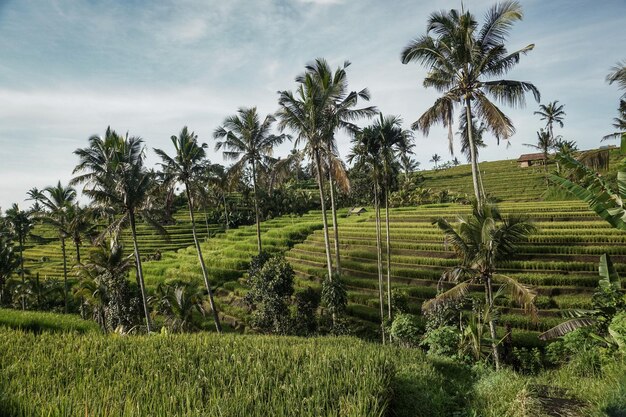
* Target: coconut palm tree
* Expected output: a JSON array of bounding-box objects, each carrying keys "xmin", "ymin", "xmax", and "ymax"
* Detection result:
[
  {"xmin": 424, "ymin": 202, "xmax": 537, "ymax": 369},
  {"xmin": 72, "ymin": 127, "xmax": 163, "ymax": 333},
  {"xmin": 368, "ymin": 114, "xmax": 414, "ymax": 322},
  {"xmin": 534, "ymin": 101, "xmax": 566, "ymax": 142},
  {"xmin": 607, "ymin": 60, "xmax": 626, "ymax": 98},
  {"xmin": 214, "ymin": 108, "xmax": 288, "ymax": 254},
  {"xmin": 524, "ymin": 129, "xmax": 553, "ymax": 174},
  {"xmin": 32, "ymin": 181, "xmax": 77, "ymax": 312},
  {"xmin": 348, "ymin": 127, "xmax": 387, "ymax": 343},
  {"xmin": 430, "ymin": 154, "xmax": 441, "ymax": 169},
  {"xmin": 154, "ymin": 126, "xmax": 222, "ymax": 333},
  {"xmin": 303, "ymin": 59, "xmax": 377, "ymax": 275},
  {"xmin": 4, "ymin": 204, "xmax": 34, "ymax": 310},
  {"xmin": 602, "ymin": 100, "xmax": 626, "ymax": 142},
  {"xmin": 65, "ymin": 204, "xmax": 97, "ymax": 264},
  {"xmin": 401, "ymin": 1, "xmax": 540, "ymax": 206}
]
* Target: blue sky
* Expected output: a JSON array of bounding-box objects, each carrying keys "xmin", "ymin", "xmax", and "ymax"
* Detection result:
[{"xmin": 0, "ymin": 0, "xmax": 624, "ymax": 209}]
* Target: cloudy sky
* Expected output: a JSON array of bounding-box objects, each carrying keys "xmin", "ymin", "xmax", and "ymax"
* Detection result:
[{"xmin": 0, "ymin": 0, "xmax": 624, "ymax": 209}]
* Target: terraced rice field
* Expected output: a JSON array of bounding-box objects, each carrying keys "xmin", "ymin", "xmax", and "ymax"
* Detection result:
[
  {"xmin": 285, "ymin": 201, "xmax": 626, "ymax": 344},
  {"xmin": 21, "ymin": 211, "xmax": 223, "ymax": 281},
  {"xmin": 140, "ymin": 212, "xmax": 324, "ymax": 327}
]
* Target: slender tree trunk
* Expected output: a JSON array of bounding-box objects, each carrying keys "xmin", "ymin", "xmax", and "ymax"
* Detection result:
[
  {"xmin": 185, "ymin": 185, "xmax": 222, "ymax": 333},
  {"xmin": 203, "ymin": 205, "xmax": 211, "ymax": 236},
  {"xmin": 314, "ymin": 151, "xmax": 334, "ymax": 280},
  {"xmin": 222, "ymin": 194, "xmax": 230, "ymax": 231},
  {"xmin": 74, "ymin": 240, "xmax": 81, "ymax": 264},
  {"xmin": 327, "ymin": 171, "xmax": 341, "ymax": 275},
  {"xmin": 315, "ymin": 150, "xmax": 335, "ymax": 326},
  {"xmin": 484, "ymin": 275, "xmax": 500, "ymax": 370},
  {"xmin": 251, "ymin": 160, "xmax": 262, "ymax": 254},
  {"xmin": 128, "ymin": 211, "xmax": 153, "ymax": 333},
  {"xmin": 477, "ymin": 162, "xmax": 486, "ymax": 201},
  {"xmin": 384, "ymin": 187, "xmax": 392, "ymax": 320},
  {"xmin": 374, "ymin": 182, "xmax": 385, "ymax": 345},
  {"xmin": 61, "ymin": 236, "xmax": 68, "ymax": 313},
  {"xmin": 465, "ymin": 98, "xmax": 482, "ymax": 207},
  {"xmin": 19, "ymin": 235, "xmax": 25, "ymax": 310}
]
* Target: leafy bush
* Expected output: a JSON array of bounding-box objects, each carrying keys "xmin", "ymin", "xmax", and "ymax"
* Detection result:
[
  {"xmin": 244, "ymin": 255, "xmax": 295, "ymax": 335},
  {"xmin": 390, "ymin": 314, "xmax": 423, "ymax": 348},
  {"xmin": 609, "ymin": 312, "xmax": 626, "ymax": 353},
  {"xmin": 511, "ymin": 347, "xmax": 544, "ymax": 375},
  {"xmin": 293, "ymin": 287, "xmax": 320, "ymax": 336},
  {"xmin": 421, "ymin": 325, "xmax": 460, "ymax": 357},
  {"xmin": 321, "ymin": 273, "xmax": 348, "ymax": 319}
]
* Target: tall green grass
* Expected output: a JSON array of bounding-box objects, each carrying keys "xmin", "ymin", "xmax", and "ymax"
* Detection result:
[
  {"xmin": 0, "ymin": 330, "xmax": 392, "ymax": 417},
  {"xmin": 0, "ymin": 308, "xmax": 99, "ymax": 333}
]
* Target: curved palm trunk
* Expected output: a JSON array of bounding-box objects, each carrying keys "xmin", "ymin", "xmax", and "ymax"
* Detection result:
[
  {"xmin": 465, "ymin": 98, "xmax": 483, "ymax": 207},
  {"xmin": 374, "ymin": 182, "xmax": 386, "ymax": 345},
  {"xmin": 484, "ymin": 275, "xmax": 500, "ymax": 370},
  {"xmin": 128, "ymin": 211, "xmax": 153, "ymax": 333},
  {"xmin": 251, "ymin": 160, "xmax": 262, "ymax": 254},
  {"xmin": 185, "ymin": 185, "xmax": 222, "ymax": 333},
  {"xmin": 203, "ymin": 204, "xmax": 211, "ymax": 236},
  {"xmin": 61, "ymin": 236, "xmax": 68, "ymax": 313},
  {"xmin": 384, "ymin": 187, "xmax": 392, "ymax": 320},
  {"xmin": 477, "ymin": 162, "xmax": 486, "ymax": 200},
  {"xmin": 327, "ymin": 172, "xmax": 341, "ymax": 275}
]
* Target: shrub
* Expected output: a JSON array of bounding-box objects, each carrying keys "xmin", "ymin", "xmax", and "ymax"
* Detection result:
[
  {"xmin": 321, "ymin": 273, "xmax": 347, "ymax": 319},
  {"xmin": 293, "ymin": 287, "xmax": 320, "ymax": 336},
  {"xmin": 390, "ymin": 314, "xmax": 423, "ymax": 348},
  {"xmin": 420, "ymin": 325, "xmax": 460, "ymax": 358},
  {"xmin": 609, "ymin": 312, "xmax": 626, "ymax": 353},
  {"xmin": 244, "ymin": 255, "xmax": 294, "ymax": 335}
]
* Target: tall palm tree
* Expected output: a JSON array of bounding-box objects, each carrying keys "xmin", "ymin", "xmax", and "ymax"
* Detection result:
[
  {"xmin": 534, "ymin": 101, "xmax": 566, "ymax": 142},
  {"xmin": 65, "ymin": 204, "xmax": 97, "ymax": 264},
  {"xmin": 303, "ymin": 59, "xmax": 377, "ymax": 275},
  {"xmin": 4, "ymin": 204, "xmax": 34, "ymax": 310},
  {"xmin": 72, "ymin": 127, "xmax": 162, "ymax": 333},
  {"xmin": 32, "ymin": 181, "xmax": 77, "ymax": 312},
  {"xmin": 214, "ymin": 108, "xmax": 288, "ymax": 254},
  {"xmin": 524, "ymin": 128, "xmax": 553, "ymax": 173},
  {"xmin": 430, "ymin": 153, "xmax": 441, "ymax": 169},
  {"xmin": 154, "ymin": 126, "xmax": 222, "ymax": 333},
  {"xmin": 602, "ymin": 100, "xmax": 626, "ymax": 142},
  {"xmin": 348, "ymin": 127, "xmax": 387, "ymax": 343},
  {"xmin": 607, "ymin": 60, "xmax": 626, "ymax": 98},
  {"xmin": 424, "ymin": 202, "xmax": 537, "ymax": 369},
  {"xmin": 368, "ymin": 114, "xmax": 414, "ymax": 322},
  {"xmin": 401, "ymin": 1, "xmax": 540, "ymax": 207},
  {"xmin": 277, "ymin": 68, "xmax": 337, "ymax": 280}
]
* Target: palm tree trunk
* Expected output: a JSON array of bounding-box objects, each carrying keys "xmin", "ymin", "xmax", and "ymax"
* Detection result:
[
  {"xmin": 203, "ymin": 204, "xmax": 211, "ymax": 236},
  {"xmin": 477, "ymin": 162, "xmax": 486, "ymax": 200},
  {"xmin": 327, "ymin": 171, "xmax": 341, "ymax": 275},
  {"xmin": 74, "ymin": 240, "xmax": 81, "ymax": 264},
  {"xmin": 484, "ymin": 275, "xmax": 500, "ymax": 370},
  {"xmin": 185, "ymin": 185, "xmax": 222, "ymax": 333},
  {"xmin": 222, "ymin": 194, "xmax": 229, "ymax": 231},
  {"xmin": 384, "ymin": 187, "xmax": 392, "ymax": 320},
  {"xmin": 374, "ymin": 182, "xmax": 385, "ymax": 345},
  {"xmin": 61, "ymin": 236, "xmax": 68, "ymax": 313},
  {"xmin": 128, "ymin": 211, "xmax": 153, "ymax": 333},
  {"xmin": 314, "ymin": 151, "xmax": 334, "ymax": 280},
  {"xmin": 251, "ymin": 160, "xmax": 262, "ymax": 254},
  {"xmin": 465, "ymin": 98, "xmax": 482, "ymax": 207}
]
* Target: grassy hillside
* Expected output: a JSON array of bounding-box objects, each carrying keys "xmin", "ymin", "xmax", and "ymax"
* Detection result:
[
  {"xmin": 1, "ymin": 323, "xmax": 623, "ymax": 416},
  {"xmin": 418, "ymin": 148, "xmax": 622, "ymax": 201},
  {"xmin": 286, "ymin": 201, "xmax": 626, "ymax": 344}
]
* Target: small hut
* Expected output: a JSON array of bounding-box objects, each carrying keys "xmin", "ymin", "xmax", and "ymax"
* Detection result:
[
  {"xmin": 349, "ymin": 207, "xmax": 367, "ymax": 216},
  {"xmin": 517, "ymin": 153, "xmax": 546, "ymax": 168}
]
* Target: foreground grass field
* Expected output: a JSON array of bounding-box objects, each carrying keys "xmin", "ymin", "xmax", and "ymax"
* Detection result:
[{"xmin": 0, "ymin": 320, "xmax": 624, "ymax": 417}]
